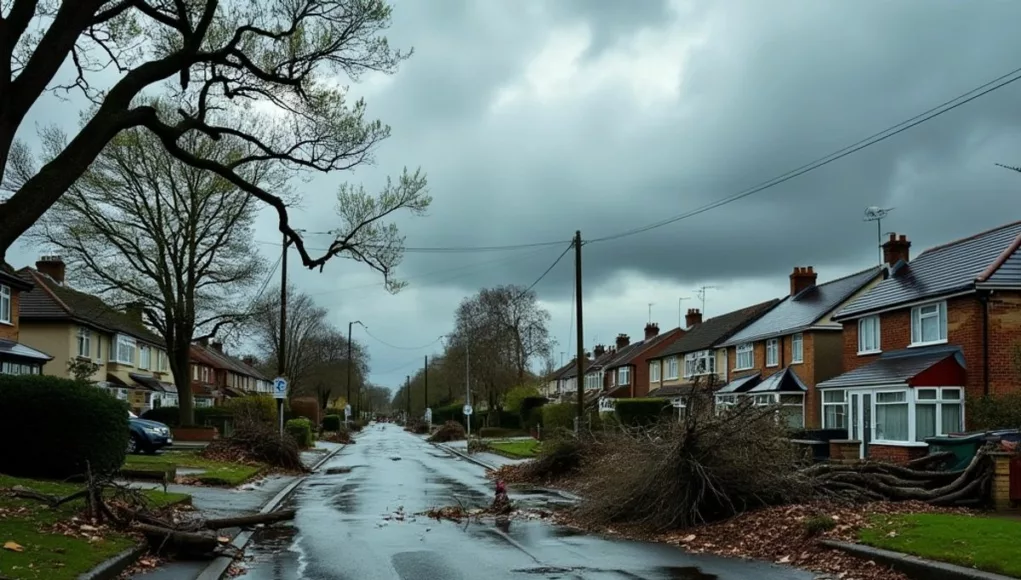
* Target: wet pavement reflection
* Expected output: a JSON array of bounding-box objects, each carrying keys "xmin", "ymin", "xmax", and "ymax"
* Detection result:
[{"xmin": 235, "ymin": 423, "xmax": 813, "ymax": 580}]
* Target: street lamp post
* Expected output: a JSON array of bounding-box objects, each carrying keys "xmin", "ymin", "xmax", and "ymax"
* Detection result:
[{"xmin": 347, "ymin": 320, "xmax": 365, "ymax": 426}]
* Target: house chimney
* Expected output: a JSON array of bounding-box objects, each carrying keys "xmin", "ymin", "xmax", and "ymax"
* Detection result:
[
  {"xmin": 615, "ymin": 334, "xmax": 630, "ymax": 349},
  {"xmin": 211, "ymin": 341, "xmax": 223, "ymax": 353},
  {"xmin": 789, "ymin": 266, "xmax": 818, "ymax": 296},
  {"xmin": 36, "ymin": 255, "xmax": 65, "ymax": 284},
  {"xmin": 242, "ymin": 355, "xmax": 257, "ymax": 367},
  {"xmin": 593, "ymin": 344, "xmax": 606, "ymax": 358},
  {"xmin": 124, "ymin": 301, "xmax": 144, "ymax": 323},
  {"xmin": 644, "ymin": 322, "xmax": 660, "ymax": 340},
  {"xmin": 882, "ymin": 233, "xmax": 911, "ymax": 269},
  {"xmin": 685, "ymin": 308, "xmax": 702, "ymax": 328},
  {"xmin": 198, "ymin": 337, "xmax": 209, "ymax": 347}
]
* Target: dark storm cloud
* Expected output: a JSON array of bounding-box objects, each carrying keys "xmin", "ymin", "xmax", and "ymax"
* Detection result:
[{"xmin": 339, "ymin": 0, "xmax": 1021, "ymax": 299}]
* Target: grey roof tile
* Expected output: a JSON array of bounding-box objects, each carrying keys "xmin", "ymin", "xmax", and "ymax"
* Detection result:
[
  {"xmin": 722, "ymin": 267, "xmax": 882, "ymax": 346},
  {"xmin": 986, "ymin": 241, "xmax": 1021, "ymax": 285},
  {"xmin": 653, "ymin": 299, "xmax": 781, "ymax": 358},
  {"xmin": 836, "ymin": 221, "xmax": 1021, "ymax": 319},
  {"xmin": 0, "ymin": 339, "xmax": 53, "ymax": 362},
  {"xmin": 748, "ymin": 367, "xmax": 808, "ymax": 393},
  {"xmin": 716, "ymin": 372, "xmax": 762, "ymax": 394},
  {"xmin": 817, "ymin": 345, "xmax": 964, "ymax": 389}
]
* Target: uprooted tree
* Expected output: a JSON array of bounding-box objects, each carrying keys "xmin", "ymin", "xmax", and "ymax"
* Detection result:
[{"xmin": 0, "ymin": 0, "xmax": 429, "ymax": 277}]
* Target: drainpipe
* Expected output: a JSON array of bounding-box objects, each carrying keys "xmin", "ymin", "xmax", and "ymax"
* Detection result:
[{"xmin": 981, "ymin": 291, "xmax": 991, "ymax": 397}]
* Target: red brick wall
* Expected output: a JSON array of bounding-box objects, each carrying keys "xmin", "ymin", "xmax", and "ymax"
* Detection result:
[
  {"xmin": 632, "ymin": 329, "xmax": 685, "ymax": 397},
  {"xmin": 840, "ymin": 293, "xmax": 1021, "ymax": 403},
  {"xmin": 0, "ymin": 289, "xmax": 19, "ymax": 341},
  {"xmin": 868, "ymin": 444, "xmax": 928, "ymax": 464}
]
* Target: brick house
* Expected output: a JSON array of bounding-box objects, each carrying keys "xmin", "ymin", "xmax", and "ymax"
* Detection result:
[
  {"xmin": 818, "ymin": 222, "xmax": 1021, "ymax": 462},
  {"xmin": 646, "ymin": 301, "xmax": 779, "ymax": 406},
  {"xmin": 576, "ymin": 345, "xmax": 619, "ymax": 406},
  {"xmin": 717, "ymin": 266, "xmax": 883, "ymax": 429},
  {"xmin": 601, "ymin": 323, "xmax": 685, "ymax": 401},
  {"xmin": 0, "ymin": 263, "xmax": 53, "ymax": 375},
  {"xmin": 16, "ymin": 257, "xmax": 177, "ymax": 414},
  {"xmin": 192, "ymin": 339, "xmax": 271, "ymax": 399}
]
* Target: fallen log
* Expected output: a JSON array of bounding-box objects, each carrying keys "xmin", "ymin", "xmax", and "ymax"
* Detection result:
[
  {"xmin": 134, "ymin": 523, "xmax": 221, "ymax": 556},
  {"xmin": 8, "ymin": 486, "xmax": 90, "ymax": 507},
  {"xmin": 201, "ymin": 509, "xmax": 296, "ymax": 530}
]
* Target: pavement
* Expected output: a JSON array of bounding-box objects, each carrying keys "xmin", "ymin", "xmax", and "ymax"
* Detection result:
[
  {"xmin": 231, "ymin": 423, "xmax": 813, "ymax": 580},
  {"xmin": 436, "ymin": 439, "xmax": 531, "ymax": 470}
]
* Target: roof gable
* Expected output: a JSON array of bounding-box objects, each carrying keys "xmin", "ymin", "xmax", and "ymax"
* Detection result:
[
  {"xmin": 654, "ymin": 299, "xmax": 781, "ymax": 358},
  {"xmin": 191, "ymin": 342, "xmax": 269, "ymax": 381},
  {"xmin": 722, "ymin": 267, "xmax": 882, "ymax": 345},
  {"xmin": 17, "ymin": 268, "xmax": 163, "ymax": 345},
  {"xmin": 604, "ymin": 328, "xmax": 682, "ymax": 370},
  {"xmin": 835, "ymin": 221, "xmax": 1021, "ymax": 319}
]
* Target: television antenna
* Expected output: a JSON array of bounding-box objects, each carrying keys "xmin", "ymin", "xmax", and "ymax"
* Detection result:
[{"xmin": 864, "ymin": 206, "xmax": 895, "ymax": 265}]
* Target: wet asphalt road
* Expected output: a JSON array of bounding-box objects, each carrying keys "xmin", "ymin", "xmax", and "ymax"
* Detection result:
[{"xmin": 235, "ymin": 423, "xmax": 814, "ymax": 580}]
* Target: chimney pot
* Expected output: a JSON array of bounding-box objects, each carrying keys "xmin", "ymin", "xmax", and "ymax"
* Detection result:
[
  {"xmin": 685, "ymin": 308, "xmax": 703, "ymax": 328},
  {"xmin": 615, "ymin": 334, "xmax": 630, "ymax": 349},
  {"xmin": 790, "ymin": 265, "xmax": 818, "ymax": 296},
  {"xmin": 882, "ymin": 233, "xmax": 911, "ymax": 269},
  {"xmin": 593, "ymin": 344, "xmax": 606, "ymax": 358},
  {"xmin": 212, "ymin": 341, "xmax": 223, "ymax": 353},
  {"xmin": 644, "ymin": 322, "xmax": 660, "ymax": 340},
  {"xmin": 36, "ymin": 256, "xmax": 66, "ymax": 284}
]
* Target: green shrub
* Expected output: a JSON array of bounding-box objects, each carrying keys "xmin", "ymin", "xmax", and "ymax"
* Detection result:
[
  {"xmin": 520, "ymin": 396, "xmax": 548, "ymax": 429},
  {"xmin": 432, "ymin": 403, "xmax": 464, "ymax": 425},
  {"xmin": 485, "ymin": 409, "xmax": 520, "ymax": 429},
  {"xmin": 284, "ymin": 418, "xmax": 313, "ymax": 448},
  {"xmin": 541, "ymin": 403, "xmax": 576, "ymax": 432},
  {"xmin": 322, "ymin": 414, "xmax": 342, "ymax": 431},
  {"xmin": 504, "ymin": 384, "xmax": 540, "ymax": 413},
  {"xmin": 0, "ymin": 375, "xmax": 128, "ymax": 478},
  {"xmin": 967, "ymin": 394, "xmax": 1021, "ymax": 430},
  {"xmin": 803, "ymin": 515, "xmax": 837, "ymax": 536},
  {"xmin": 225, "ymin": 395, "xmax": 278, "ymax": 426},
  {"xmin": 615, "ymin": 398, "xmax": 671, "ymax": 426},
  {"xmin": 479, "ymin": 427, "xmax": 528, "ymax": 439}
]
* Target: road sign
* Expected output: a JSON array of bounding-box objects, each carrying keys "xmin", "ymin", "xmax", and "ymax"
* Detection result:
[
  {"xmin": 344, "ymin": 404, "xmax": 352, "ymax": 418},
  {"xmin": 463, "ymin": 404, "xmax": 473, "ymax": 416},
  {"xmin": 272, "ymin": 377, "xmax": 288, "ymax": 399}
]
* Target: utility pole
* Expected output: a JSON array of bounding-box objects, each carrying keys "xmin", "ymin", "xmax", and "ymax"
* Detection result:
[
  {"xmin": 465, "ymin": 341, "xmax": 471, "ymax": 437},
  {"xmin": 423, "ymin": 355, "xmax": 429, "ymax": 416},
  {"xmin": 406, "ymin": 375, "xmax": 411, "ymax": 420},
  {"xmin": 574, "ymin": 231, "xmax": 585, "ymax": 427},
  {"xmin": 277, "ymin": 232, "xmax": 288, "ymax": 437},
  {"xmin": 346, "ymin": 320, "xmax": 363, "ymax": 424}
]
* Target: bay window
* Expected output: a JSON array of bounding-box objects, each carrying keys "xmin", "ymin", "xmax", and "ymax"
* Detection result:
[
  {"xmin": 114, "ymin": 334, "xmax": 136, "ymax": 365},
  {"xmin": 915, "ymin": 388, "xmax": 964, "ymax": 439},
  {"xmin": 875, "ymin": 391, "xmax": 909, "ymax": 442},
  {"xmin": 76, "ymin": 327, "xmax": 92, "ymax": 358},
  {"xmin": 666, "ymin": 356, "xmax": 679, "ymax": 380},
  {"xmin": 792, "ymin": 333, "xmax": 803, "ymax": 364},
  {"xmin": 683, "ymin": 350, "xmax": 715, "ymax": 378},
  {"xmin": 618, "ymin": 366, "xmax": 630, "ymax": 385},
  {"xmin": 0, "ymin": 284, "xmax": 11, "ymax": 324},
  {"xmin": 858, "ymin": 316, "xmax": 881, "ymax": 354},
  {"xmin": 779, "ymin": 394, "xmax": 805, "ymax": 429},
  {"xmin": 766, "ymin": 339, "xmax": 779, "ymax": 367},
  {"xmin": 650, "ymin": 361, "xmax": 661, "ymax": 382},
  {"xmin": 911, "ymin": 302, "xmax": 947, "ymax": 346},
  {"xmin": 822, "ymin": 390, "xmax": 847, "ymax": 429},
  {"xmin": 735, "ymin": 344, "xmax": 754, "ymax": 370}
]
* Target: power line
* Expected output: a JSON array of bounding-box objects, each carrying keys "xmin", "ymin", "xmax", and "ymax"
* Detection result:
[
  {"xmin": 254, "ymin": 237, "xmax": 571, "ymax": 254},
  {"xmin": 588, "ymin": 65, "xmax": 1021, "ymax": 244},
  {"xmin": 363, "ymin": 329, "xmax": 445, "ymax": 351},
  {"xmin": 514, "ymin": 241, "xmax": 574, "ymax": 300},
  {"xmin": 222, "ymin": 252, "xmax": 282, "ymax": 344},
  {"xmin": 376, "ymin": 354, "xmax": 427, "ymax": 375}
]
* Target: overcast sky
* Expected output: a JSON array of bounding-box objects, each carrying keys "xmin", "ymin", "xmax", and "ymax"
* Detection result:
[{"xmin": 10, "ymin": 0, "xmax": 1021, "ymax": 393}]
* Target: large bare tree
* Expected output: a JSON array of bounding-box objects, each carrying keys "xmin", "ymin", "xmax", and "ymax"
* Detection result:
[
  {"xmin": 0, "ymin": 0, "xmax": 429, "ymax": 283},
  {"xmin": 32, "ymin": 126, "xmax": 267, "ymax": 425},
  {"xmin": 304, "ymin": 326, "xmax": 368, "ymax": 410}
]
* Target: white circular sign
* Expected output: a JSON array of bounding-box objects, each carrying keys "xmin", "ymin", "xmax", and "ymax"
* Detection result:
[{"xmin": 462, "ymin": 404, "xmax": 473, "ymax": 416}]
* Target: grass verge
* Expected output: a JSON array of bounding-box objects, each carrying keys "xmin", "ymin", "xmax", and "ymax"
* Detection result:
[
  {"xmin": 858, "ymin": 513, "xmax": 1021, "ymax": 577},
  {"xmin": 0, "ymin": 474, "xmax": 189, "ymax": 580},
  {"xmin": 124, "ymin": 450, "xmax": 262, "ymax": 486},
  {"xmin": 488, "ymin": 439, "xmax": 541, "ymax": 459}
]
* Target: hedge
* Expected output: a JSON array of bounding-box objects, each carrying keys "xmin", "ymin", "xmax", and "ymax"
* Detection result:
[
  {"xmin": 478, "ymin": 427, "xmax": 529, "ymax": 439},
  {"xmin": 541, "ymin": 403, "xmax": 576, "ymax": 432},
  {"xmin": 432, "ymin": 403, "xmax": 465, "ymax": 425},
  {"xmin": 967, "ymin": 394, "xmax": 1021, "ymax": 430},
  {"xmin": 614, "ymin": 398, "xmax": 671, "ymax": 426},
  {"xmin": 285, "ymin": 418, "xmax": 313, "ymax": 448},
  {"xmin": 0, "ymin": 375, "xmax": 128, "ymax": 478},
  {"xmin": 225, "ymin": 394, "xmax": 278, "ymax": 426},
  {"xmin": 322, "ymin": 414, "xmax": 342, "ymax": 431},
  {"xmin": 141, "ymin": 405, "xmax": 233, "ymax": 427}
]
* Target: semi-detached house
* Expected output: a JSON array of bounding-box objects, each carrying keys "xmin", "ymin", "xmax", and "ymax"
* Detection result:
[
  {"xmin": 717, "ymin": 266, "xmax": 883, "ymax": 429},
  {"xmin": 600, "ymin": 323, "xmax": 685, "ymax": 401},
  {"xmin": 0, "ymin": 263, "xmax": 52, "ymax": 375},
  {"xmin": 819, "ymin": 222, "xmax": 1021, "ymax": 462}
]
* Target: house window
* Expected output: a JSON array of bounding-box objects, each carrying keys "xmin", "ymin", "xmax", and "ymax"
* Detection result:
[
  {"xmin": 114, "ymin": 335, "xmax": 136, "ymax": 365},
  {"xmin": 156, "ymin": 351, "xmax": 167, "ymax": 372},
  {"xmin": 683, "ymin": 350, "xmax": 716, "ymax": 378},
  {"xmin": 779, "ymin": 394, "xmax": 805, "ymax": 429},
  {"xmin": 77, "ymin": 327, "xmax": 92, "ymax": 358},
  {"xmin": 822, "ymin": 390, "xmax": 847, "ymax": 429},
  {"xmin": 195, "ymin": 398, "xmax": 212, "ymax": 408},
  {"xmin": 911, "ymin": 302, "xmax": 947, "ymax": 346},
  {"xmin": 96, "ymin": 336, "xmax": 102, "ymax": 359},
  {"xmin": 715, "ymin": 394, "xmax": 737, "ymax": 413},
  {"xmin": 617, "ymin": 366, "xmax": 630, "ymax": 386},
  {"xmin": 0, "ymin": 284, "xmax": 10, "ymax": 324},
  {"xmin": 666, "ymin": 357, "xmax": 679, "ymax": 380},
  {"xmin": 192, "ymin": 365, "xmax": 198, "ymax": 380},
  {"xmin": 858, "ymin": 316, "xmax": 881, "ymax": 354},
  {"xmin": 139, "ymin": 346, "xmax": 151, "ymax": 370},
  {"xmin": 735, "ymin": 344, "xmax": 754, "ymax": 370},
  {"xmin": 915, "ymin": 388, "xmax": 964, "ymax": 440},
  {"xmin": 875, "ymin": 391, "xmax": 909, "ymax": 442},
  {"xmin": 766, "ymin": 338, "xmax": 779, "ymax": 367},
  {"xmin": 650, "ymin": 361, "xmax": 661, "ymax": 383},
  {"xmin": 792, "ymin": 333, "xmax": 803, "ymax": 364}
]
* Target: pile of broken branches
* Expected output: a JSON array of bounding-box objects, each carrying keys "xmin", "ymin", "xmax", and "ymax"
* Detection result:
[
  {"xmin": 202, "ymin": 416, "xmax": 308, "ymax": 473},
  {"xmin": 427, "ymin": 421, "xmax": 466, "ymax": 442}
]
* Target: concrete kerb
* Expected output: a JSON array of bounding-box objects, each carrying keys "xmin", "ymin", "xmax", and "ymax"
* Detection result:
[
  {"xmin": 77, "ymin": 543, "xmax": 148, "ymax": 580},
  {"xmin": 820, "ymin": 540, "xmax": 1018, "ymax": 580},
  {"xmin": 186, "ymin": 441, "xmax": 349, "ymax": 580}
]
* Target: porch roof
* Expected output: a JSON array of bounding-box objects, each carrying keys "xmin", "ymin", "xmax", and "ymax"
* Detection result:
[
  {"xmin": 747, "ymin": 367, "xmax": 808, "ymax": 393},
  {"xmin": 715, "ymin": 372, "xmax": 761, "ymax": 395},
  {"xmin": 817, "ymin": 344, "xmax": 964, "ymax": 389},
  {"xmin": 0, "ymin": 339, "xmax": 53, "ymax": 362},
  {"xmin": 648, "ymin": 383, "xmax": 695, "ymax": 398}
]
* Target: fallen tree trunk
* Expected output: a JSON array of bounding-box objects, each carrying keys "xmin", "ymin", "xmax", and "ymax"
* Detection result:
[
  {"xmin": 201, "ymin": 509, "xmax": 296, "ymax": 530},
  {"xmin": 134, "ymin": 523, "xmax": 221, "ymax": 556}
]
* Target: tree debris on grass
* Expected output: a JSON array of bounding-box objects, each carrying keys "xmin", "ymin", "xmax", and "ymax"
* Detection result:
[
  {"xmin": 202, "ymin": 415, "xmax": 308, "ymax": 473},
  {"xmin": 404, "ymin": 418, "xmax": 430, "ymax": 434},
  {"xmin": 428, "ymin": 421, "xmax": 466, "ymax": 443}
]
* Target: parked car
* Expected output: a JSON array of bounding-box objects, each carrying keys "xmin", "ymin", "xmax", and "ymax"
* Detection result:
[{"xmin": 128, "ymin": 411, "xmax": 172, "ymax": 454}]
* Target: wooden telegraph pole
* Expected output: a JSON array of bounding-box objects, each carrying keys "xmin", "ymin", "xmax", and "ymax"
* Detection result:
[{"xmin": 574, "ymin": 231, "xmax": 585, "ymax": 427}]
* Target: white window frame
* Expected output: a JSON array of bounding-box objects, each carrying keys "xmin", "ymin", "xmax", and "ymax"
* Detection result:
[
  {"xmin": 76, "ymin": 327, "xmax": 92, "ymax": 359},
  {"xmin": 0, "ymin": 284, "xmax": 11, "ymax": 324},
  {"xmin": 914, "ymin": 387, "xmax": 964, "ymax": 439},
  {"xmin": 617, "ymin": 366, "xmax": 630, "ymax": 386},
  {"xmin": 735, "ymin": 343, "xmax": 754, "ymax": 370},
  {"xmin": 113, "ymin": 334, "xmax": 136, "ymax": 365},
  {"xmin": 822, "ymin": 389, "xmax": 847, "ymax": 429},
  {"xmin": 765, "ymin": 338, "xmax": 779, "ymax": 367},
  {"xmin": 791, "ymin": 333, "xmax": 803, "ymax": 364},
  {"xmin": 874, "ymin": 389, "xmax": 910, "ymax": 443},
  {"xmin": 666, "ymin": 356, "xmax": 679, "ymax": 380},
  {"xmin": 857, "ymin": 316, "xmax": 881, "ymax": 354},
  {"xmin": 911, "ymin": 301, "xmax": 948, "ymax": 347},
  {"xmin": 649, "ymin": 361, "xmax": 661, "ymax": 383},
  {"xmin": 139, "ymin": 345, "xmax": 151, "ymax": 370},
  {"xmin": 683, "ymin": 350, "xmax": 715, "ymax": 378}
]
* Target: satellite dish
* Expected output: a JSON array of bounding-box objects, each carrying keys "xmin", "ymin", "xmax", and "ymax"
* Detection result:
[{"xmin": 863, "ymin": 206, "xmax": 893, "ymax": 221}]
